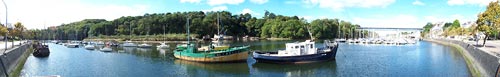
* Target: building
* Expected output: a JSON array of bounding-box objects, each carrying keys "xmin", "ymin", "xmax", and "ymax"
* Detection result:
[{"xmin": 429, "ymin": 22, "xmax": 444, "ymax": 38}]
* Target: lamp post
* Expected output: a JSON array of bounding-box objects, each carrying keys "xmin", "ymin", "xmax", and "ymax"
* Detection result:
[
  {"xmin": 0, "ymin": 0, "xmax": 8, "ymax": 76},
  {"xmin": 2, "ymin": 0, "xmax": 6, "ymax": 51}
]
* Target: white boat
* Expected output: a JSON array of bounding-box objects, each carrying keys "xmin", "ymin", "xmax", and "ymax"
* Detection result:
[
  {"xmin": 84, "ymin": 45, "xmax": 95, "ymax": 50},
  {"xmin": 96, "ymin": 41, "xmax": 105, "ymax": 45},
  {"xmin": 66, "ymin": 41, "xmax": 79, "ymax": 48},
  {"xmin": 335, "ymin": 39, "xmax": 346, "ymax": 43},
  {"xmin": 122, "ymin": 41, "xmax": 137, "ymax": 47},
  {"xmin": 100, "ymin": 47, "xmax": 113, "ymax": 52},
  {"xmin": 395, "ymin": 39, "xmax": 408, "ymax": 45},
  {"xmin": 51, "ymin": 40, "xmax": 58, "ymax": 43},
  {"xmin": 346, "ymin": 39, "xmax": 354, "ymax": 44},
  {"xmin": 253, "ymin": 40, "xmax": 339, "ymax": 63},
  {"xmin": 156, "ymin": 42, "xmax": 169, "ymax": 49},
  {"xmin": 406, "ymin": 39, "xmax": 417, "ymax": 44},
  {"xmin": 138, "ymin": 43, "xmax": 152, "ymax": 48}
]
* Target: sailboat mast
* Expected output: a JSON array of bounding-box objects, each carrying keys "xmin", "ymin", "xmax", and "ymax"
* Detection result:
[
  {"xmin": 217, "ymin": 12, "xmax": 220, "ymax": 35},
  {"xmin": 187, "ymin": 16, "xmax": 190, "ymax": 43},
  {"xmin": 163, "ymin": 24, "xmax": 166, "ymax": 35}
]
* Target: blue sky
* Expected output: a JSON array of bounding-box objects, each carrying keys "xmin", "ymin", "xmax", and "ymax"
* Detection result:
[{"xmin": 0, "ymin": 0, "xmax": 494, "ymax": 29}]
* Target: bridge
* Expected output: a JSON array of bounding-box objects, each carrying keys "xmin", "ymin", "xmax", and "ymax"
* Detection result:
[{"xmin": 350, "ymin": 27, "xmax": 423, "ymax": 39}]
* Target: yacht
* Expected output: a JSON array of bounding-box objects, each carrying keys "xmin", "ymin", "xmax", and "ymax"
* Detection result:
[
  {"xmin": 122, "ymin": 41, "xmax": 137, "ymax": 47},
  {"xmin": 138, "ymin": 43, "xmax": 152, "ymax": 48}
]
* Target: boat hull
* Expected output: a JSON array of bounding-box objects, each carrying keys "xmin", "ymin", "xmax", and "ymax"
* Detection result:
[
  {"xmin": 253, "ymin": 45, "xmax": 338, "ymax": 64},
  {"xmin": 174, "ymin": 51, "xmax": 248, "ymax": 63},
  {"xmin": 33, "ymin": 45, "xmax": 50, "ymax": 57},
  {"xmin": 66, "ymin": 45, "xmax": 79, "ymax": 48}
]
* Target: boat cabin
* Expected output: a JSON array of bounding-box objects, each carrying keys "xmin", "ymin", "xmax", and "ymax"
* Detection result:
[{"xmin": 278, "ymin": 40, "xmax": 317, "ymax": 56}]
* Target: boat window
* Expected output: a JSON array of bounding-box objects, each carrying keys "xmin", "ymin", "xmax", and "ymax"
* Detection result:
[
  {"xmin": 295, "ymin": 46, "xmax": 299, "ymax": 49},
  {"xmin": 300, "ymin": 46, "xmax": 304, "ymax": 48},
  {"xmin": 310, "ymin": 45, "xmax": 313, "ymax": 48}
]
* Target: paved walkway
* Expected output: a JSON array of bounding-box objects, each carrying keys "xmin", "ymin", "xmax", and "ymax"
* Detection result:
[
  {"xmin": 462, "ymin": 39, "xmax": 500, "ymax": 57},
  {"xmin": 0, "ymin": 41, "xmax": 27, "ymax": 54}
]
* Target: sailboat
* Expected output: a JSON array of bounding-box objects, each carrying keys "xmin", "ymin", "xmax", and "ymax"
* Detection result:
[
  {"xmin": 157, "ymin": 25, "xmax": 169, "ymax": 49},
  {"xmin": 157, "ymin": 42, "xmax": 169, "ymax": 49},
  {"xmin": 210, "ymin": 13, "xmax": 230, "ymax": 49},
  {"xmin": 174, "ymin": 16, "xmax": 250, "ymax": 62},
  {"xmin": 122, "ymin": 24, "xmax": 137, "ymax": 47}
]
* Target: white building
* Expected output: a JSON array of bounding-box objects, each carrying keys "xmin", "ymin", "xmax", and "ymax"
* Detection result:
[{"xmin": 429, "ymin": 22, "xmax": 444, "ymax": 38}]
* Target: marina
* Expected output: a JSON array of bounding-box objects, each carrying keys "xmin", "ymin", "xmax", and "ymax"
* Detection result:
[
  {"xmin": 0, "ymin": 0, "xmax": 498, "ymax": 76},
  {"xmin": 19, "ymin": 40, "xmax": 471, "ymax": 76}
]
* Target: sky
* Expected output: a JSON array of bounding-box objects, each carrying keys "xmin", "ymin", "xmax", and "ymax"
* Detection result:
[{"xmin": 0, "ymin": 0, "xmax": 494, "ymax": 29}]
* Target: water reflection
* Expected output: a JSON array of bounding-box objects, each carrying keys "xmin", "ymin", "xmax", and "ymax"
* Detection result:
[
  {"xmin": 175, "ymin": 60, "xmax": 249, "ymax": 75},
  {"xmin": 251, "ymin": 61, "xmax": 337, "ymax": 77}
]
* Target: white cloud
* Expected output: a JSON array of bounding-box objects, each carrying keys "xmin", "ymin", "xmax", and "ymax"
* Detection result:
[
  {"xmin": 240, "ymin": 8, "xmax": 261, "ymax": 16},
  {"xmin": 250, "ymin": 0, "xmax": 268, "ymax": 4},
  {"xmin": 299, "ymin": 16, "xmax": 314, "ymax": 21},
  {"xmin": 424, "ymin": 14, "xmax": 474, "ymax": 23},
  {"xmin": 203, "ymin": 6, "xmax": 229, "ymax": 12},
  {"xmin": 447, "ymin": 0, "xmax": 496, "ymax": 6},
  {"xmin": 412, "ymin": 0, "xmax": 425, "ymax": 6},
  {"xmin": 180, "ymin": 0, "xmax": 202, "ymax": 3},
  {"xmin": 302, "ymin": 0, "xmax": 396, "ymax": 11},
  {"xmin": 352, "ymin": 15, "xmax": 423, "ymax": 28},
  {"xmin": 241, "ymin": 9, "xmax": 253, "ymax": 14},
  {"xmin": 208, "ymin": 0, "xmax": 245, "ymax": 6},
  {"xmin": 0, "ymin": 0, "xmax": 150, "ymax": 29}
]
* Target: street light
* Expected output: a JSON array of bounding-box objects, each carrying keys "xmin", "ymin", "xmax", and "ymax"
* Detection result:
[
  {"xmin": 0, "ymin": 0, "xmax": 8, "ymax": 77},
  {"xmin": 1, "ymin": 0, "xmax": 6, "ymax": 51}
]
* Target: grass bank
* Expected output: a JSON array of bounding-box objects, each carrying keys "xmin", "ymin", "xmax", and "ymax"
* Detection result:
[
  {"xmin": 9, "ymin": 46, "xmax": 33, "ymax": 77},
  {"xmin": 424, "ymin": 39, "xmax": 482, "ymax": 77}
]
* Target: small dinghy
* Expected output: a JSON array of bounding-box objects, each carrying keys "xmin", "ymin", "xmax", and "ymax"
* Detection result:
[
  {"xmin": 84, "ymin": 44, "xmax": 95, "ymax": 50},
  {"xmin": 252, "ymin": 40, "xmax": 338, "ymax": 64},
  {"xmin": 100, "ymin": 46, "xmax": 113, "ymax": 52}
]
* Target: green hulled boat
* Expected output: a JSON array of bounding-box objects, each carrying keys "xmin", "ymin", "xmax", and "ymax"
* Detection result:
[
  {"xmin": 173, "ymin": 16, "xmax": 250, "ymax": 62},
  {"xmin": 173, "ymin": 44, "xmax": 250, "ymax": 62}
]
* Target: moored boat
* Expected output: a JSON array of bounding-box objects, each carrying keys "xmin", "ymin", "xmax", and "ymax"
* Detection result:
[
  {"xmin": 138, "ymin": 43, "xmax": 152, "ymax": 48},
  {"xmin": 100, "ymin": 45, "xmax": 113, "ymax": 52},
  {"xmin": 33, "ymin": 42, "xmax": 50, "ymax": 57},
  {"xmin": 174, "ymin": 43, "xmax": 250, "ymax": 62},
  {"xmin": 66, "ymin": 41, "xmax": 79, "ymax": 48},
  {"xmin": 174, "ymin": 16, "xmax": 250, "ymax": 63},
  {"xmin": 122, "ymin": 41, "xmax": 137, "ymax": 47},
  {"xmin": 157, "ymin": 42, "xmax": 169, "ymax": 49},
  {"xmin": 252, "ymin": 40, "xmax": 338, "ymax": 64},
  {"xmin": 84, "ymin": 44, "xmax": 95, "ymax": 50}
]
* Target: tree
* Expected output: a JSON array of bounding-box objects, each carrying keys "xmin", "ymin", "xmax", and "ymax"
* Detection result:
[
  {"xmin": 0, "ymin": 23, "xmax": 8, "ymax": 36},
  {"xmin": 12, "ymin": 22, "xmax": 26, "ymax": 39},
  {"xmin": 475, "ymin": 1, "xmax": 500, "ymax": 46}
]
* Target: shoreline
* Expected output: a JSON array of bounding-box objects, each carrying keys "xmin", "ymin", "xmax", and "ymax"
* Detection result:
[{"xmin": 424, "ymin": 39, "xmax": 487, "ymax": 77}]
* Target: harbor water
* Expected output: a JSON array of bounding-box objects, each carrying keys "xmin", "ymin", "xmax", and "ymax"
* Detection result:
[{"xmin": 21, "ymin": 40, "xmax": 470, "ymax": 77}]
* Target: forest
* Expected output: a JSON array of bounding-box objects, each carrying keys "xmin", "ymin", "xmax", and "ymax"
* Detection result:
[{"xmin": 29, "ymin": 11, "xmax": 368, "ymax": 40}]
